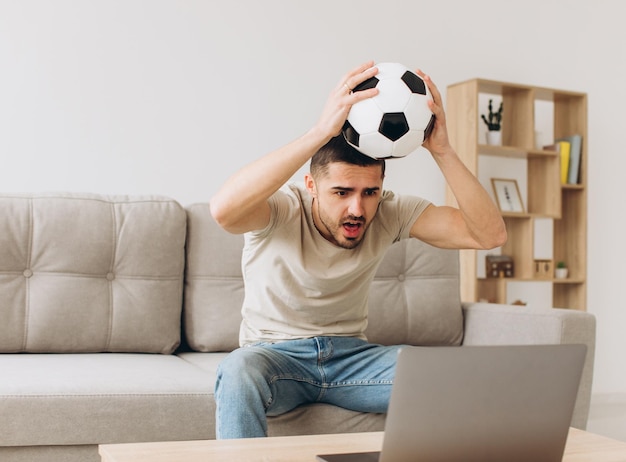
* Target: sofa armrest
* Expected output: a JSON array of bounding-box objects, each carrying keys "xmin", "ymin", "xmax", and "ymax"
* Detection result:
[{"xmin": 461, "ymin": 302, "xmax": 596, "ymax": 430}]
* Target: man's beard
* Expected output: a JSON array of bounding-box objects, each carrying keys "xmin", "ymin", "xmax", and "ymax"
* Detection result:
[{"xmin": 317, "ymin": 206, "xmax": 367, "ymax": 250}]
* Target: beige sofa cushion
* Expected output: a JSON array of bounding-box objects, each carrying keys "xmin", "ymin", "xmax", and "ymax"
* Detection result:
[
  {"xmin": 184, "ymin": 203, "xmax": 462, "ymax": 352},
  {"xmin": 0, "ymin": 354, "xmax": 215, "ymax": 447},
  {"xmin": 0, "ymin": 193, "xmax": 186, "ymax": 354},
  {"xmin": 184, "ymin": 203, "xmax": 245, "ymax": 352},
  {"xmin": 365, "ymin": 237, "xmax": 463, "ymax": 346}
]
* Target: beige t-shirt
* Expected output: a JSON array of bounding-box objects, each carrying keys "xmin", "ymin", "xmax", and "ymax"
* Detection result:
[{"xmin": 239, "ymin": 183, "xmax": 430, "ymax": 346}]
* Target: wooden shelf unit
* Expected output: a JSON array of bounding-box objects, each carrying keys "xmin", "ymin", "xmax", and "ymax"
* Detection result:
[{"xmin": 446, "ymin": 79, "xmax": 587, "ymax": 310}]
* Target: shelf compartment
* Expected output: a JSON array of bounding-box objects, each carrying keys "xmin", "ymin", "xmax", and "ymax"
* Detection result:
[
  {"xmin": 554, "ymin": 283, "xmax": 587, "ymax": 311},
  {"xmin": 501, "ymin": 216, "xmax": 534, "ymax": 279},
  {"xmin": 528, "ymin": 151, "xmax": 561, "ymax": 217}
]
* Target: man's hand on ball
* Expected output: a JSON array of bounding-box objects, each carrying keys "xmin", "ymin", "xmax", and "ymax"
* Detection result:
[
  {"xmin": 417, "ymin": 70, "xmax": 453, "ymax": 157},
  {"xmin": 315, "ymin": 62, "xmax": 379, "ymax": 141}
]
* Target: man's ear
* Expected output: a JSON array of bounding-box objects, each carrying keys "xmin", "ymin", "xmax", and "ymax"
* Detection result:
[{"xmin": 305, "ymin": 173, "xmax": 317, "ymax": 198}]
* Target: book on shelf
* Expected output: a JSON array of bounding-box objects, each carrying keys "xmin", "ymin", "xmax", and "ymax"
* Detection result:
[
  {"xmin": 556, "ymin": 134, "xmax": 583, "ymax": 184},
  {"xmin": 544, "ymin": 142, "xmax": 570, "ymax": 184}
]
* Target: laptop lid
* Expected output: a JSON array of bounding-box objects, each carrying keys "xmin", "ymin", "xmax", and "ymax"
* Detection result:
[
  {"xmin": 317, "ymin": 344, "xmax": 586, "ymax": 462},
  {"xmin": 380, "ymin": 344, "xmax": 586, "ymax": 462}
]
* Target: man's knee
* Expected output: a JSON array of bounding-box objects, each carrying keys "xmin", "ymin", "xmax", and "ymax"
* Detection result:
[
  {"xmin": 218, "ymin": 347, "xmax": 260, "ymax": 375},
  {"xmin": 216, "ymin": 346, "xmax": 275, "ymax": 394}
]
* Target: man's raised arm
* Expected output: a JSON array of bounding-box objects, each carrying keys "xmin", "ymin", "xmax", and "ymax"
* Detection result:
[
  {"xmin": 410, "ymin": 71, "xmax": 507, "ymax": 250},
  {"xmin": 209, "ymin": 62, "xmax": 379, "ymax": 234}
]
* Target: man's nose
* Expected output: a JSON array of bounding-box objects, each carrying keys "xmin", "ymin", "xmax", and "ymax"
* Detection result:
[{"xmin": 348, "ymin": 196, "xmax": 365, "ymax": 217}]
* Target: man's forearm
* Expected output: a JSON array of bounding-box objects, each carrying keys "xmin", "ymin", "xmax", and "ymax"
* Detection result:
[
  {"xmin": 209, "ymin": 127, "xmax": 330, "ymax": 233},
  {"xmin": 433, "ymin": 148, "xmax": 507, "ymax": 249}
]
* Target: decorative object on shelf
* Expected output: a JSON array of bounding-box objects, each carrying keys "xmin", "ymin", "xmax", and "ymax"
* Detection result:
[
  {"xmin": 534, "ymin": 259, "xmax": 554, "ymax": 279},
  {"xmin": 486, "ymin": 130, "xmax": 502, "ymax": 146},
  {"xmin": 555, "ymin": 261, "xmax": 569, "ymax": 279},
  {"xmin": 485, "ymin": 255, "xmax": 514, "ymax": 278},
  {"xmin": 556, "ymin": 134, "xmax": 583, "ymax": 184},
  {"xmin": 543, "ymin": 142, "xmax": 569, "ymax": 184},
  {"xmin": 481, "ymin": 98, "xmax": 503, "ymax": 145},
  {"xmin": 491, "ymin": 178, "xmax": 525, "ymax": 213}
]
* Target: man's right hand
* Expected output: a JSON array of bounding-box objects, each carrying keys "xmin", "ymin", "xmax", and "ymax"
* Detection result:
[{"xmin": 311, "ymin": 61, "xmax": 380, "ymax": 143}]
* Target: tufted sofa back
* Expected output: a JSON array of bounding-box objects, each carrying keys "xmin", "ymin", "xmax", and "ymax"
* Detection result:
[
  {"xmin": 0, "ymin": 193, "xmax": 463, "ymax": 355},
  {"xmin": 0, "ymin": 193, "xmax": 186, "ymax": 354},
  {"xmin": 183, "ymin": 203, "xmax": 463, "ymax": 352}
]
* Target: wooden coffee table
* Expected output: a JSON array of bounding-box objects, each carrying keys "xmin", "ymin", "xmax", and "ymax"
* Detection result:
[{"xmin": 100, "ymin": 428, "xmax": 626, "ymax": 462}]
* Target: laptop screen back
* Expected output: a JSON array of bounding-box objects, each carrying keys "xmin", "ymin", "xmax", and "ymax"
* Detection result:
[{"xmin": 380, "ymin": 345, "xmax": 586, "ymax": 462}]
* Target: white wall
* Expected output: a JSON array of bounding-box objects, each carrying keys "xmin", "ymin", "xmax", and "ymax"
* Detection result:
[{"xmin": 1, "ymin": 0, "xmax": 624, "ymax": 396}]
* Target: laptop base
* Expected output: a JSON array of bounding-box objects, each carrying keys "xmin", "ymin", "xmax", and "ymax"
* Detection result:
[{"xmin": 317, "ymin": 451, "xmax": 380, "ymax": 462}]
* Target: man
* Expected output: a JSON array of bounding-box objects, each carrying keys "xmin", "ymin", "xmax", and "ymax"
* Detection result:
[{"xmin": 210, "ymin": 62, "xmax": 507, "ymax": 439}]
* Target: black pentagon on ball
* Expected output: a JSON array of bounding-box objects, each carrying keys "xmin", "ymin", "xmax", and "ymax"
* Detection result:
[
  {"xmin": 343, "ymin": 120, "xmax": 360, "ymax": 147},
  {"xmin": 379, "ymin": 112, "xmax": 409, "ymax": 141},
  {"xmin": 352, "ymin": 76, "xmax": 379, "ymax": 92},
  {"xmin": 401, "ymin": 71, "xmax": 427, "ymax": 95}
]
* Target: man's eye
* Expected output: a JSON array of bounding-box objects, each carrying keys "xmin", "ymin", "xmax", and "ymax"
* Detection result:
[{"xmin": 336, "ymin": 191, "xmax": 346, "ymax": 196}]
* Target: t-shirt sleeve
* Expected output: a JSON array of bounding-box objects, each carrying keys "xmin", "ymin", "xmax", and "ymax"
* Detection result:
[
  {"xmin": 377, "ymin": 191, "xmax": 431, "ymax": 242},
  {"xmin": 246, "ymin": 187, "xmax": 299, "ymax": 241}
]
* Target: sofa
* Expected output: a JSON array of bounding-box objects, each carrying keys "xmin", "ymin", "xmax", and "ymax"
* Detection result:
[{"xmin": 0, "ymin": 193, "xmax": 596, "ymax": 462}]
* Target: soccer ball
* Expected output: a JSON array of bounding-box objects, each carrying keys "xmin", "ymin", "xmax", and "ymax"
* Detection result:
[{"xmin": 342, "ymin": 62, "xmax": 435, "ymax": 159}]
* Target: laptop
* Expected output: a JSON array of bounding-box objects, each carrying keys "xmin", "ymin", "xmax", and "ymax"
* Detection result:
[{"xmin": 317, "ymin": 344, "xmax": 586, "ymax": 462}]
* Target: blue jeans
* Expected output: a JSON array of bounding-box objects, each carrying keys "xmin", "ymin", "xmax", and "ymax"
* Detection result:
[{"xmin": 215, "ymin": 336, "xmax": 401, "ymax": 439}]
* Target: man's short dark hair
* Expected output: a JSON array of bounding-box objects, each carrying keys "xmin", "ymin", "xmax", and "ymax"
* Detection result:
[{"xmin": 310, "ymin": 135, "xmax": 386, "ymax": 180}]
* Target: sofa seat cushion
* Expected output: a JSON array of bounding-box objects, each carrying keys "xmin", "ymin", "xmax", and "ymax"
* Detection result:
[
  {"xmin": 176, "ymin": 351, "xmax": 230, "ymax": 375},
  {"xmin": 0, "ymin": 354, "xmax": 215, "ymax": 447},
  {"xmin": 0, "ymin": 193, "xmax": 186, "ymax": 354}
]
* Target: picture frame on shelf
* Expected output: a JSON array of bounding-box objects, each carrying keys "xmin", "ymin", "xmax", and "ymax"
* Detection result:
[{"xmin": 491, "ymin": 178, "xmax": 525, "ymax": 213}]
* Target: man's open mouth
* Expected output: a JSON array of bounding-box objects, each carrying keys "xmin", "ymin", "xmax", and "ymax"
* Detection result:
[{"xmin": 343, "ymin": 221, "xmax": 363, "ymax": 238}]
